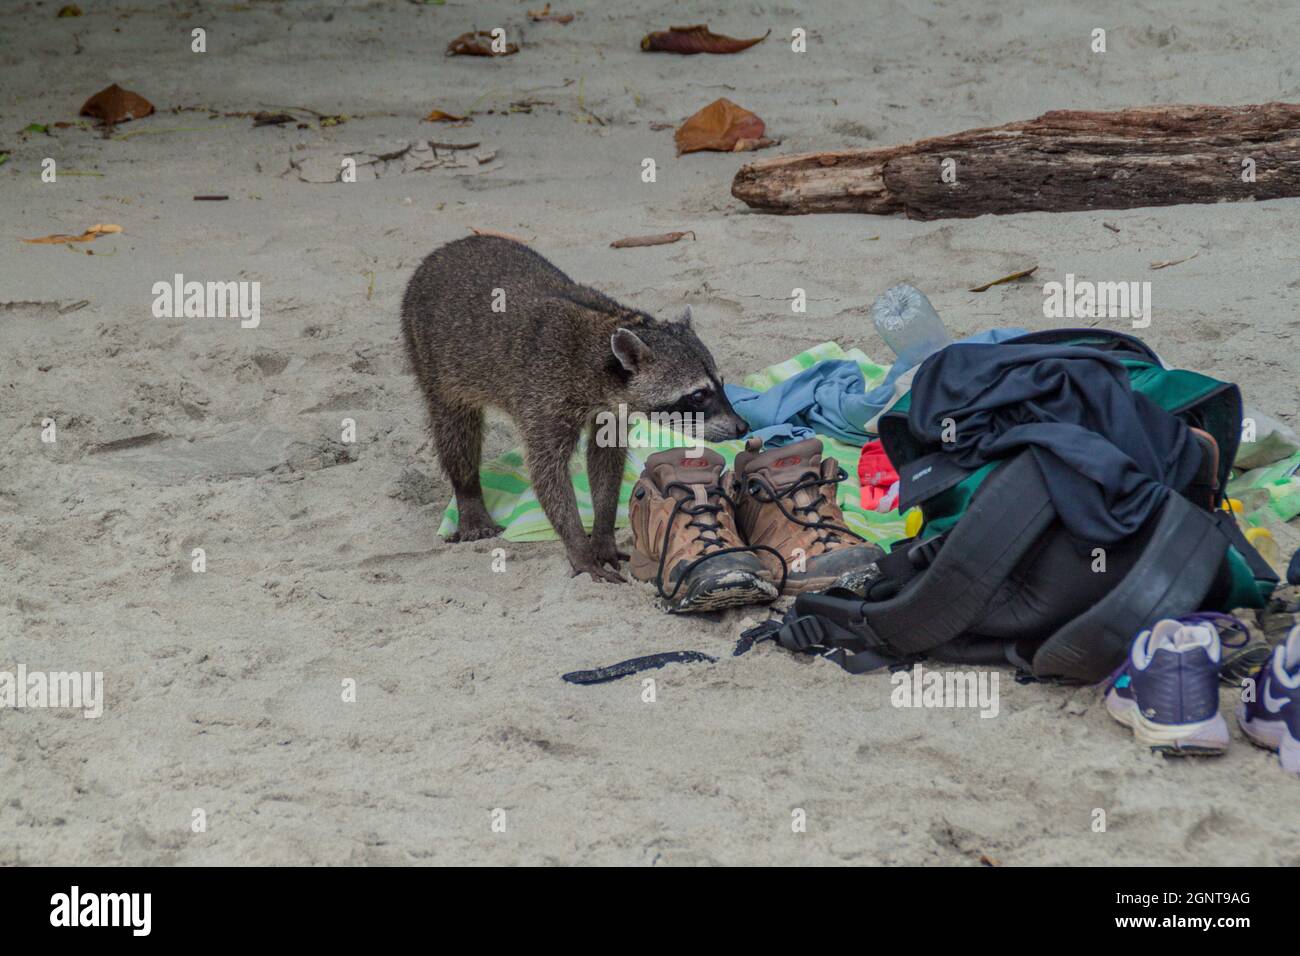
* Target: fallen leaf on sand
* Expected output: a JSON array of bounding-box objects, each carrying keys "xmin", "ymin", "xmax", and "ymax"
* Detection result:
[
  {"xmin": 968, "ymin": 266, "xmax": 1038, "ymax": 293},
  {"xmin": 58, "ymin": 4, "xmax": 82, "ymax": 16},
  {"xmin": 470, "ymin": 227, "xmax": 530, "ymax": 243},
  {"xmin": 447, "ymin": 31, "xmax": 520, "ymax": 56},
  {"xmin": 675, "ymin": 98, "xmax": 765, "ymax": 155},
  {"xmin": 80, "ymin": 84, "xmax": 154, "ymax": 126},
  {"xmin": 610, "ymin": 231, "xmax": 696, "ymax": 249},
  {"xmin": 641, "ymin": 24, "xmax": 769, "ymax": 54},
  {"xmin": 252, "ymin": 111, "xmax": 295, "ymax": 127},
  {"xmin": 424, "ymin": 109, "xmax": 470, "ymax": 123},
  {"xmin": 319, "ymin": 114, "xmax": 349, "ymax": 128},
  {"xmin": 21, "ymin": 223, "xmax": 122, "ymax": 244},
  {"xmin": 979, "ymin": 853, "xmax": 1001, "ymax": 867},
  {"xmin": 528, "ymin": 4, "xmax": 574, "ymax": 23},
  {"xmin": 733, "ymin": 136, "xmax": 778, "ymax": 152},
  {"xmin": 1150, "ymin": 251, "xmax": 1198, "ymax": 270}
]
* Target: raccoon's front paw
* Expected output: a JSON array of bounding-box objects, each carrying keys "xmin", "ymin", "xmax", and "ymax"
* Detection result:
[
  {"xmin": 569, "ymin": 549, "xmax": 627, "ymax": 584},
  {"xmin": 590, "ymin": 535, "xmax": 630, "ymax": 570}
]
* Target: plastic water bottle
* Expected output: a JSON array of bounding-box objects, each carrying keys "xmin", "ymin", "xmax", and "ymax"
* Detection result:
[{"xmin": 870, "ymin": 284, "xmax": 952, "ymax": 367}]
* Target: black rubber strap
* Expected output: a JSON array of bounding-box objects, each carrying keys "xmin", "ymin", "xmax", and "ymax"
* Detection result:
[{"xmin": 561, "ymin": 651, "xmax": 717, "ymax": 685}]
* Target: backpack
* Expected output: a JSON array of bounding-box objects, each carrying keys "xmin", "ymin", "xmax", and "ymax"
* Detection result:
[{"xmin": 775, "ymin": 329, "xmax": 1279, "ymax": 682}]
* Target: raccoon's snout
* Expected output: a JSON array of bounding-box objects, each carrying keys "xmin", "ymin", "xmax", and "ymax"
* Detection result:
[{"xmin": 702, "ymin": 413, "xmax": 750, "ymax": 442}]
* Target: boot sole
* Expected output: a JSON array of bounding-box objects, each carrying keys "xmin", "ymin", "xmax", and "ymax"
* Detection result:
[
  {"xmin": 779, "ymin": 574, "xmax": 843, "ymax": 596},
  {"xmin": 629, "ymin": 551, "xmax": 778, "ymax": 613}
]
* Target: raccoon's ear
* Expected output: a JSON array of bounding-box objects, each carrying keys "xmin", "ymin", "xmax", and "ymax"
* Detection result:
[
  {"xmin": 610, "ymin": 328, "xmax": 652, "ymax": 373},
  {"xmin": 669, "ymin": 305, "xmax": 693, "ymax": 327}
]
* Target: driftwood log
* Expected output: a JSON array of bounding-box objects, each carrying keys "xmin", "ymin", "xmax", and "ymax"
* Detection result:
[{"xmin": 731, "ymin": 103, "xmax": 1300, "ymax": 219}]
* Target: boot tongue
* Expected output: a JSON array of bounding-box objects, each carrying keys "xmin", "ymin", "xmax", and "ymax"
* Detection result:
[
  {"xmin": 646, "ymin": 447, "xmax": 725, "ymax": 500},
  {"xmin": 744, "ymin": 440, "xmax": 835, "ymax": 513},
  {"xmin": 740, "ymin": 438, "xmax": 826, "ymax": 491}
]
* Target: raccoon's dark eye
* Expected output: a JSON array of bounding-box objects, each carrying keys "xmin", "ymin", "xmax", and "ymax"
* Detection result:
[{"xmin": 688, "ymin": 388, "xmax": 711, "ymax": 403}]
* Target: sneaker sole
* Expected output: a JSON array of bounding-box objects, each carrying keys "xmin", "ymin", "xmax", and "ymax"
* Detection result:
[
  {"xmin": 1236, "ymin": 703, "xmax": 1300, "ymax": 775},
  {"xmin": 1105, "ymin": 689, "xmax": 1229, "ymax": 755},
  {"xmin": 1220, "ymin": 643, "xmax": 1274, "ymax": 685}
]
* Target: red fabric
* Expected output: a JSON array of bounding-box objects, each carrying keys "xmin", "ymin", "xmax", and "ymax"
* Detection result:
[{"xmin": 857, "ymin": 440, "xmax": 899, "ymax": 510}]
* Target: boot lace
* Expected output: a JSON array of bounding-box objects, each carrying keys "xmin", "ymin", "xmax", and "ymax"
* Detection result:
[
  {"xmin": 654, "ymin": 482, "xmax": 787, "ymax": 601},
  {"xmin": 745, "ymin": 467, "xmax": 866, "ymax": 550}
]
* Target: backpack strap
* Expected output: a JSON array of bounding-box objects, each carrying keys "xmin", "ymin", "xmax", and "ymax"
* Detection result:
[
  {"xmin": 1030, "ymin": 492, "xmax": 1230, "ymax": 682},
  {"xmin": 781, "ymin": 451, "xmax": 1056, "ymax": 658},
  {"xmin": 774, "ymin": 609, "xmax": 905, "ymax": 674}
]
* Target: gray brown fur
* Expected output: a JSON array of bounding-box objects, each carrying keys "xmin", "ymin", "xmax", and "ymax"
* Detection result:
[{"xmin": 400, "ymin": 235, "xmax": 748, "ymax": 582}]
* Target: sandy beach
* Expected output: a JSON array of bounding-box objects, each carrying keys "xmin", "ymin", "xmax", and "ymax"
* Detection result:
[{"xmin": 2, "ymin": 0, "xmax": 1298, "ymax": 865}]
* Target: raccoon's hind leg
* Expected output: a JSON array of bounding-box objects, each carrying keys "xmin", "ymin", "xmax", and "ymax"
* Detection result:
[{"xmin": 429, "ymin": 398, "xmax": 503, "ymax": 543}]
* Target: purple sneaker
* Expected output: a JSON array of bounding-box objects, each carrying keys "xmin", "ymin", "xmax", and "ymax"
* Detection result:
[
  {"xmin": 1104, "ymin": 618, "xmax": 1229, "ymax": 754},
  {"xmin": 1237, "ymin": 625, "xmax": 1300, "ymax": 776}
]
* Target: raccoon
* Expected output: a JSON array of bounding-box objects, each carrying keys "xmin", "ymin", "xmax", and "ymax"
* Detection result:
[{"xmin": 400, "ymin": 235, "xmax": 749, "ymax": 582}]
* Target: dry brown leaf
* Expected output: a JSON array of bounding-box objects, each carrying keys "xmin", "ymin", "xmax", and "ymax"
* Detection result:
[
  {"xmin": 424, "ymin": 109, "xmax": 471, "ymax": 124},
  {"xmin": 675, "ymin": 98, "xmax": 765, "ymax": 155},
  {"xmin": 733, "ymin": 136, "xmax": 778, "ymax": 152},
  {"xmin": 79, "ymin": 84, "xmax": 154, "ymax": 126},
  {"xmin": 968, "ymin": 265, "xmax": 1038, "ymax": 293},
  {"xmin": 1150, "ymin": 251, "xmax": 1198, "ymax": 270},
  {"xmin": 22, "ymin": 223, "xmax": 122, "ymax": 244},
  {"xmin": 470, "ymin": 227, "xmax": 530, "ymax": 243},
  {"xmin": 641, "ymin": 24, "xmax": 769, "ymax": 54},
  {"xmin": 252, "ymin": 111, "xmax": 294, "ymax": 127},
  {"xmin": 610, "ymin": 230, "xmax": 696, "ymax": 249},
  {"xmin": 528, "ymin": 4, "xmax": 574, "ymax": 23},
  {"xmin": 446, "ymin": 31, "xmax": 520, "ymax": 57}
]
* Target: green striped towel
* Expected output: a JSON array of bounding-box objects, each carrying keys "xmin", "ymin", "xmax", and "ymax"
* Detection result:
[
  {"xmin": 1228, "ymin": 449, "xmax": 1300, "ymax": 527},
  {"xmin": 437, "ymin": 341, "xmax": 907, "ymax": 547}
]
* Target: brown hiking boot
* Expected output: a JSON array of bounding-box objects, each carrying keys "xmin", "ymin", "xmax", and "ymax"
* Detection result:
[
  {"xmin": 628, "ymin": 447, "xmax": 780, "ymax": 612},
  {"xmin": 733, "ymin": 437, "xmax": 884, "ymax": 594}
]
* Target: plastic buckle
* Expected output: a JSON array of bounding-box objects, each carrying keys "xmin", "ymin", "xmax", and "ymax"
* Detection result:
[
  {"xmin": 778, "ymin": 615, "xmax": 826, "ymax": 652},
  {"xmin": 907, "ymin": 532, "xmax": 946, "ymax": 570}
]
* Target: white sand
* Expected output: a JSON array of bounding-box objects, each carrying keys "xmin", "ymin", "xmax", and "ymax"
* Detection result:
[{"xmin": 2, "ymin": 0, "xmax": 1298, "ymax": 865}]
